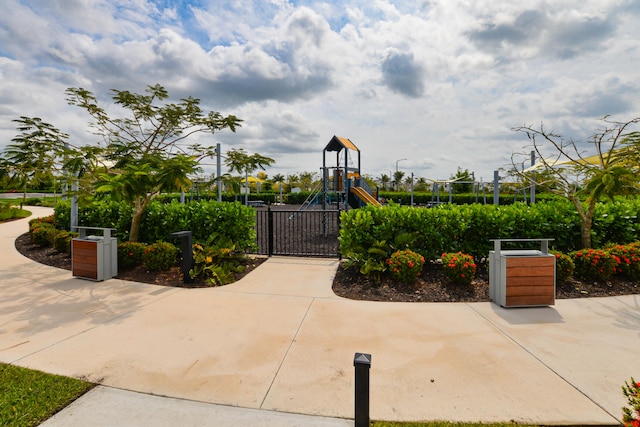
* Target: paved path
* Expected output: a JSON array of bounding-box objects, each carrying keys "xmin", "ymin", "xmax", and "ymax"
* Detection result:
[{"xmin": 1, "ymin": 207, "xmax": 638, "ymax": 425}]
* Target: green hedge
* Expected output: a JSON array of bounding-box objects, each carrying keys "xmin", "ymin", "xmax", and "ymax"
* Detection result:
[
  {"xmin": 377, "ymin": 191, "xmax": 560, "ymax": 206},
  {"xmin": 54, "ymin": 199, "xmax": 256, "ymax": 250},
  {"xmin": 339, "ymin": 198, "xmax": 640, "ymax": 261}
]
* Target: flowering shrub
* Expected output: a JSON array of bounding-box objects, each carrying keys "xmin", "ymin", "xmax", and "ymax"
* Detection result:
[
  {"xmin": 142, "ymin": 241, "xmax": 178, "ymax": 271},
  {"xmin": 386, "ymin": 249, "xmax": 425, "ymax": 285},
  {"xmin": 441, "ymin": 252, "xmax": 476, "ymax": 286},
  {"xmin": 550, "ymin": 250, "xmax": 574, "ymax": 284},
  {"xmin": 607, "ymin": 244, "xmax": 640, "ymax": 280},
  {"xmin": 118, "ymin": 241, "xmax": 148, "ymax": 269},
  {"xmin": 572, "ymin": 248, "xmax": 619, "ymax": 281},
  {"xmin": 30, "ymin": 224, "xmax": 56, "ymax": 247},
  {"xmin": 622, "ymin": 377, "xmax": 640, "ymax": 427}
]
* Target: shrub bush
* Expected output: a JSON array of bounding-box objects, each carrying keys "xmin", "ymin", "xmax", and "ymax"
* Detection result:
[
  {"xmin": 386, "ymin": 249, "xmax": 425, "ymax": 285},
  {"xmin": 30, "ymin": 223, "xmax": 56, "ymax": 247},
  {"xmin": 441, "ymin": 252, "xmax": 477, "ymax": 286},
  {"xmin": 550, "ymin": 251, "xmax": 574, "ymax": 284},
  {"xmin": 54, "ymin": 199, "xmax": 257, "ymax": 251},
  {"xmin": 53, "ymin": 230, "xmax": 77, "ymax": 254},
  {"xmin": 189, "ymin": 233, "xmax": 249, "ymax": 286},
  {"xmin": 142, "ymin": 241, "xmax": 178, "ymax": 271},
  {"xmin": 572, "ymin": 248, "xmax": 619, "ymax": 281},
  {"xmin": 606, "ymin": 243, "xmax": 640, "ymax": 280},
  {"xmin": 118, "ymin": 241, "xmax": 148, "ymax": 269}
]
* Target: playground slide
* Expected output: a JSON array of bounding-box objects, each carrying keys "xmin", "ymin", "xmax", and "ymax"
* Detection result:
[{"xmin": 350, "ymin": 186, "xmax": 381, "ymax": 207}]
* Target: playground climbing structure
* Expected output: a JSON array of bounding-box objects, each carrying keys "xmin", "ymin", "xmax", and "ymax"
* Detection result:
[{"xmin": 322, "ymin": 135, "xmax": 380, "ymax": 210}]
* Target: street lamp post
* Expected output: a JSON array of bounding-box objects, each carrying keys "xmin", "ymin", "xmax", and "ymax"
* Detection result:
[{"xmin": 395, "ymin": 158, "xmax": 407, "ymax": 191}]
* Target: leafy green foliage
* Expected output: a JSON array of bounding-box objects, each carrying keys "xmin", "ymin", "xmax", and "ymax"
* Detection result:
[
  {"xmin": 189, "ymin": 233, "xmax": 247, "ymax": 286},
  {"xmin": 117, "ymin": 241, "xmax": 148, "ymax": 269},
  {"xmin": 64, "ymin": 84, "xmax": 243, "ymax": 241},
  {"xmin": 572, "ymin": 248, "xmax": 619, "ymax": 281},
  {"xmin": 441, "ymin": 252, "xmax": 477, "ymax": 286},
  {"xmin": 339, "ymin": 199, "xmax": 640, "ymax": 265},
  {"xmin": 29, "ymin": 223, "xmax": 56, "ymax": 247},
  {"xmin": 54, "ymin": 199, "xmax": 256, "ymax": 251},
  {"xmin": 2, "ymin": 117, "xmax": 69, "ymax": 203},
  {"xmin": 550, "ymin": 250, "xmax": 574, "ymax": 284},
  {"xmin": 622, "ymin": 377, "xmax": 640, "ymax": 427},
  {"xmin": 605, "ymin": 242, "xmax": 640, "ymax": 280},
  {"xmin": 53, "ymin": 230, "xmax": 77, "ymax": 254},
  {"xmin": 142, "ymin": 241, "xmax": 178, "ymax": 271},
  {"xmin": 387, "ymin": 249, "xmax": 425, "ymax": 285}
]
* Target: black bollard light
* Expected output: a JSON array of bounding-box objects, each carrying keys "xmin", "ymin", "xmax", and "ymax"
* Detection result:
[
  {"xmin": 354, "ymin": 352, "xmax": 371, "ymax": 427},
  {"xmin": 170, "ymin": 231, "xmax": 194, "ymax": 284}
]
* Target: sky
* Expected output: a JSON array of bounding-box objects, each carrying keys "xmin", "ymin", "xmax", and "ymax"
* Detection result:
[{"xmin": 1, "ymin": 0, "xmax": 639, "ymax": 184}]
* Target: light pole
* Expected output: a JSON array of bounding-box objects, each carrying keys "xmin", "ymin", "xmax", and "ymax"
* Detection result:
[{"xmin": 395, "ymin": 158, "xmax": 407, "ymax": 191}]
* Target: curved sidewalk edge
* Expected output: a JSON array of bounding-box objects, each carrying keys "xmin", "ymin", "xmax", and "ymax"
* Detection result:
[{"xmin": 40, "ymin": 386, "xmax": 352, "ymax": 427}]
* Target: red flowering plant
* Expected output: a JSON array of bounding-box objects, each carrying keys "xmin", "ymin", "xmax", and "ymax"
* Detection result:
[
  {"xmin": 386, "ymin": 249, "xmax": 425, "ymax": 285},
  {"xmin": 550, "ymin": 250, "xmax": 574, "ymax": 284},
  {"xmin": 622, "ymin": 377, "xmax": 640, "ymax": 427},
  {"xmin": 572, "ymin": 248, "xmax": 619, "ymax": 281},
  {"xmin": 606, "ymin": 244, "xmax": 640, "ymax": 280},
  {"xmin": 441, "ymin": 252, "xmax": 476, "ymax": 286}
]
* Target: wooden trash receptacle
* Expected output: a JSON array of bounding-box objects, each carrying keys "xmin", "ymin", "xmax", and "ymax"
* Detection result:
[
  {"xmin": 71, "ymin": 237, "xmax": 102, "ymax": 280},
  {"xmin": 489, "ymin": 239, "xmax": 555, "ymax": 308},
  {"xmin": 71, "ymin": 227, "xmax": 117, "ymax": 281}
]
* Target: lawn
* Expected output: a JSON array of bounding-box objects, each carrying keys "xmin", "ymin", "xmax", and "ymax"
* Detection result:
[{"xmin": 0, "ymin": 363, "xmax": 94, "ymax": 427}]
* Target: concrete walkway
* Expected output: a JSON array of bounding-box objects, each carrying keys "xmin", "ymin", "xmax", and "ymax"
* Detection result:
[{"xmin": 1, "ymin": 207, "xmax": 638, "ymax": 426}]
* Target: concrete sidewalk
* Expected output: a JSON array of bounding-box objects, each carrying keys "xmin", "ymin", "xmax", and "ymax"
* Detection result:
[{"xmin": 1, "ymin": 206, "xmax": 638, "ymax": 425}]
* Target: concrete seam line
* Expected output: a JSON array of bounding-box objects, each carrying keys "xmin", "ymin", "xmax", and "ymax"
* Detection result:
[
  {"xmin": 259, "ymin": 297, "xmax": 315, "ymax": 409},
  {"xmin": 465, "ymin": 302, "xmax": 620, "ymax": 423}
]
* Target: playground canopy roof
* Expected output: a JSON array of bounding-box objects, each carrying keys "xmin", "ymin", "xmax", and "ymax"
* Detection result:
[
  {"xmin": 524, "ymin": 153, "xmax": 611, "ymax": 172},
  {"xmin": 325, "ymin": 135, "xmax": 359, "ymax": 152}
]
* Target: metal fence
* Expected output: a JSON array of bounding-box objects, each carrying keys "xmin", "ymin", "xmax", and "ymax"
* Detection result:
[{"xmin": 253, "ymin": 207, "xmax": 340, "ymax": 258}]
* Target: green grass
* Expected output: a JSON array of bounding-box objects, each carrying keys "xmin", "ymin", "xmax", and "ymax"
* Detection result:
[
  {"xmin": 0, "ymin": 205, "xmax": 30, "ymax": 222},
  {"xmin": 0, "ymin": 363, "xmax": 94, "ymax": 427}
]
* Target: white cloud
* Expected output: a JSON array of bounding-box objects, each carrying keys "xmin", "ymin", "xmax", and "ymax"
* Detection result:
[{"xmin": 1, "ymin": 0, "xmax": 639, "ymax": 182}]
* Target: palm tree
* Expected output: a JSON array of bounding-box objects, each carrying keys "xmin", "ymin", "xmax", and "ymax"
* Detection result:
[
  {"xmin": 379, "ymin": 173, "xmax": 390, "ymax": 190},
  {"xmin": 224, "ymin": 148, "xmax": 275, "ymax": 205},
  {"xmin": 393, "ymin": 171, "xmax": 405, "ymax": 191}
]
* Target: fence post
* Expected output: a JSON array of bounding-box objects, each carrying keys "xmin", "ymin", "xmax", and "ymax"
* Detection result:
[
  {"xmin": 267, "ymin": 206, "xmax": 274, "ymax": 256},
  {"xmin": 354, "ymin": 352, "xmax": 371, "ymax": 427}
]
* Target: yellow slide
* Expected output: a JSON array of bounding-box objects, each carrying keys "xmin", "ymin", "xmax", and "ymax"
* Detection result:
[{"xmin": 350, "ymin": 186, "xmax": 381, "ymax": 207}]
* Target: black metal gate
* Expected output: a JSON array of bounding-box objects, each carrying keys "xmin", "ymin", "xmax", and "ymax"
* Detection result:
[{"xmin": 253, "ymin": 207, "xmax": 340, "ymax": 257}]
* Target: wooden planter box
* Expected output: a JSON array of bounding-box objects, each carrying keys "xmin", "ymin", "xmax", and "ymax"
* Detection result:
[{"xmin": 489, "ymin": 239, "xmax": 555, "ymax": 308}]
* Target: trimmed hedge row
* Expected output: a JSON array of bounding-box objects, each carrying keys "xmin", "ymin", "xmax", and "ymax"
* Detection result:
[
  {"xmin": 54, "ymin": 199, "xmax": 256, "ymax": 250},
  {"xmin": 339, "ymin": 199, "xmax": 640, "ymax": 262}
]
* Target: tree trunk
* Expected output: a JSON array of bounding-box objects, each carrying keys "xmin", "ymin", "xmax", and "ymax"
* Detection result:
[
  {"xmin": 572, "ymin": 197, "xmax": 596, "ymax": 249},
  {"xmin": 128, "ymin": 196, "xmax": 152, "ymax": 242}
]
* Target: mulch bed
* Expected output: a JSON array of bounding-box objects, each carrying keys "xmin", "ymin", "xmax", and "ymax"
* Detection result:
[{"xmin": 14, "ymin": 232, "xmax": 640, "ymax": 301}]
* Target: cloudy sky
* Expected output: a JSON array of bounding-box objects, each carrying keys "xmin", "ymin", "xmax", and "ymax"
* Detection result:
[{"xmin": 1, "ymin": 0, "xmax": 639, "ymax": 183}]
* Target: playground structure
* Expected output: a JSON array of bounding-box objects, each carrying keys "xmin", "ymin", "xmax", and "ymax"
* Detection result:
[{"xmin": 321, "ymin": 136, "xmax": 380, "ymax": 211}]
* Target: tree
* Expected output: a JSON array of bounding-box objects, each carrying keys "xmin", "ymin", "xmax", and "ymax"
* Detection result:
[
  {"xmin": 65, "ymin": 84, "xmax": 242, "ymax": 241},
  {"xmin": 298, "ymin": 171, "xmax": 319, "ymax": 191},
  {"xmin": 224, "ymin": 148, "xmax": 275, "ymax": 204},
  {"xmin": 3, "ymin": 117, "xmax": 69, "ymax": 203},
  {"xmin": 378, "ymin": 173, "xmax": 391, "ymax": 190},
  {"xmin": 449, "ymin": 167, "xmax": 473, "ymax": 194},
  {"xmin": 393, "ymin": 170, "xmax": 405, "ymax": 191},
  {"xmin": 512, "ymin": 116, "xmax": 640, "ymax": 248}
]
